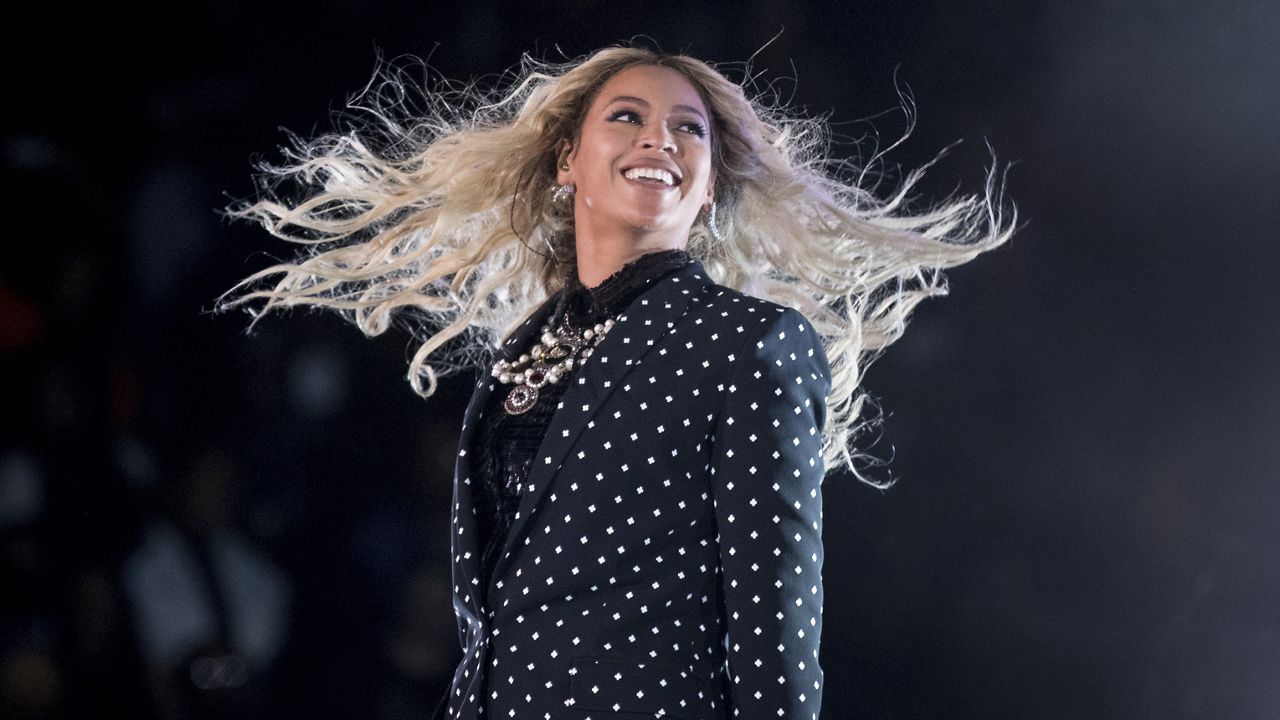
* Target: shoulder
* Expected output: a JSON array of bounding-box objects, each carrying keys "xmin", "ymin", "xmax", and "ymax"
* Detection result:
[
  {"xmin": 689, "ymin": 283, "xmax": 822, "ymax": 345},
  {"xmin": 689, "ymin": 282, "xmax": 782, "ymax": 318},
  {"xmin": 679, "ymin": 282, "xmax": 830, "ymax": 381}
]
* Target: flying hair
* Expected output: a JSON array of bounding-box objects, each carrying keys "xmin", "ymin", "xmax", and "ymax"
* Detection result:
[{"xmin": 217, "ymin": 45, "xmax": 1016, "ymax": 486}]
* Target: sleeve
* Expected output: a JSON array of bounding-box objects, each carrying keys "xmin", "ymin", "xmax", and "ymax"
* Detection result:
[{"xmin": 709, "ymin": 307, "xmax": 831, "ymax": 719}]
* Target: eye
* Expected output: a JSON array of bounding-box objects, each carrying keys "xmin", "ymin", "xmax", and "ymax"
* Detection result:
[
  {"xmin": 607, "ymin": 109, "xmax": 643, "ymax": 124},
  {"xmin": 676, "ymin": 121, "xmax": 707, "ymax": 138}
]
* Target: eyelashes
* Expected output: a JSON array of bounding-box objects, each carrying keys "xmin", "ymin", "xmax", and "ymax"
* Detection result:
[
  {"xmin": 607, "ymin": 109, "xmax": 707, "ymax": 138},
  {"xmin": 678, "ymin": 121, "xmax": 708, "ymax": 138},
  {"xmin": 607, "ymin": 109, "xmax": 642, "ymax": 124}
]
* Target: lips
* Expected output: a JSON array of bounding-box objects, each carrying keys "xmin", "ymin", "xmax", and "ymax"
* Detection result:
[{"xmin": 622, "ymin": 165, "xmax": 681, "ymax": 187}]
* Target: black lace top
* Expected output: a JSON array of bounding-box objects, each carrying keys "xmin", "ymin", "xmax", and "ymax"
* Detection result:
[{"xmin": 473, "ymin": 249, "xmax": 692, "ymax": 587}]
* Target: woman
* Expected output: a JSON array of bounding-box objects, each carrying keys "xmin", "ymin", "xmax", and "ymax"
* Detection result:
[{"xmin": 221, "ymin": 46, "xmax": 1012, "ymax": 719}]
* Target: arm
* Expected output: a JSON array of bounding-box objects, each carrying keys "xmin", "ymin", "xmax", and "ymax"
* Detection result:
[{"xmin": 710, "ymin": 307, "xmax": 830, "ymax": 719}]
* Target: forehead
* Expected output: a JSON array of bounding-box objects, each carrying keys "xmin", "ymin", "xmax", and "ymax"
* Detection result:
[{"xmin": 590, "ymin": 65, "xmax": 708, "ymax": 114}]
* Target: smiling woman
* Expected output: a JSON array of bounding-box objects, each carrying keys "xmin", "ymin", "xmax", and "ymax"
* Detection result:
[
  {"xmin": 556, "ymin": 65, "xmax": 716, "ymax": 285},
  {"xmin": 218, "ymin": 45, "xmax": 1013, "ymax": 720}
]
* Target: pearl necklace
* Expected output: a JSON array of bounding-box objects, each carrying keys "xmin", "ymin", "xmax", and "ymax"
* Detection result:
[{"xmin": 491, "ymin": 312, "xmax": 616, "ymax": 415}]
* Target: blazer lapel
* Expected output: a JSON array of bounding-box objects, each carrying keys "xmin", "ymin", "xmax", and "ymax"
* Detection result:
[
  {"xmin": 453, "ymin": 292, "xmax": 561, "ymax": 611},
  {"xmin": 457, "ymin": 293, "xmax": 562, "ymax": 461},
  {"xmin": 489, "ymin": 260, "xmax": 713, "ymax": 589}
]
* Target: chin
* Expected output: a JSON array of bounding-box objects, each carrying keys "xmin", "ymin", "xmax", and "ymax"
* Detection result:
[
  {"xmin": 618, "ymin": 213, "xmax": 667, "ymax": 233},
  {"xmin": 621, "ymin": 209, "xmax": 694, "ymax": 236}
]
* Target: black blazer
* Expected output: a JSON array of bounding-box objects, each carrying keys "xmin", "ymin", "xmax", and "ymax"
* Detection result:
[{"xmin": 440, "ymin": 259, "xmax": 830, "ymax": 720}]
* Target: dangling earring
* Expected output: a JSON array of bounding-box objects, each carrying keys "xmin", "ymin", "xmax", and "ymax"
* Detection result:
[
  {"xmin": 552, "ymin": 182, "xmax": 575, "ymax": 203},
  {"xmin": 552, "ymin": 159, "xmax": 574, "ymax": 203},
  {"xmin": 541, "ymin": 159, "xmax": 573, "ymax": 264},
  {"xmin": 704, "ymin": 200, "xmax": 723, "ymax": 242}
]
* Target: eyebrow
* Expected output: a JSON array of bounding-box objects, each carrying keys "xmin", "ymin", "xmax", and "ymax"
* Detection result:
[{"xmin": 604, "ymin": 95, "xmax": 708, "ymax": 122}]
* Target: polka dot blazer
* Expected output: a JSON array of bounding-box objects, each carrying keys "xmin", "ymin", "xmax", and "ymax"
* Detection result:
[{"xmin": 443, "ymin": 260, "xmax": 830, "ymax": 720}]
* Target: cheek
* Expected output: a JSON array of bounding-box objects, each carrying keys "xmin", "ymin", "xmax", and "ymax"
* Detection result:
[{"xmin": 689, "ymin": 155, "xmax": 714, "ymax": 193}]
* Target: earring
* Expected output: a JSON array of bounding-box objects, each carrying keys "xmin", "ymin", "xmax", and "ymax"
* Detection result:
[
  {"xmin": 552, "ymin": 183, "xmax": 576, "ymax": 203},
  {"xmin": 704, "ymin": 200, "xmax": 723, "ymax": 242}
]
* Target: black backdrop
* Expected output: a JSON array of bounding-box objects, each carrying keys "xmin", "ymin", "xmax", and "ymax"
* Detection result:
[{"xmin": 4, "ymin": 1, "xmax": 1278, "ymax": 718}]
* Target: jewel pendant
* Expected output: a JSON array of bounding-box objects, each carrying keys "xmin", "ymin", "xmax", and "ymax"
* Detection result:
[{"xmin": 504, "ymin": 384, "xmax": 539, "ymax": 414}]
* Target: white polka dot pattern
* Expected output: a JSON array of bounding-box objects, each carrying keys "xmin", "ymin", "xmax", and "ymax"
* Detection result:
[
  {"xmin": 708, "ymin": 304, "xmax": 828, "ymax": 719},
  {"xmin": 442, "ymin": 261, "xmax": 830, "ymax": 720}
]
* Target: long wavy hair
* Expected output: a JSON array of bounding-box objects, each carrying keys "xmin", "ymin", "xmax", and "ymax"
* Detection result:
[{"xmin": 218, "ymin": 46, "xmax": 1014, "ymax": 485}]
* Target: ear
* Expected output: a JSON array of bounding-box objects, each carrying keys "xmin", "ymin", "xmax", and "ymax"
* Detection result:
[
  {"xmin": 555, "ymin": 139, "xmax": 574, "ymax": 185},
  {"xmin": 702, "ymin": 171, "xmax": 717, "ymax": 211}
]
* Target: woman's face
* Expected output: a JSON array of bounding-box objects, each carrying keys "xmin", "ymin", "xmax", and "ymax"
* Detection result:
[{"xmin": 558, "ymin": 65, "xmax": 715, "ymax": 248}]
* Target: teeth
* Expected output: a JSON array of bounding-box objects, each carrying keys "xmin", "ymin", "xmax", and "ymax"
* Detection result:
[{"xmin": 624, "ymin": 167, "xmax": 675, "ymax": 186}]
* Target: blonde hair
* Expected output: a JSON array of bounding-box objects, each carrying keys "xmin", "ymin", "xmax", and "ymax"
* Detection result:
[{"xmin": 219, "ymin": 46, "xmax": 1014, "ymax": 485}]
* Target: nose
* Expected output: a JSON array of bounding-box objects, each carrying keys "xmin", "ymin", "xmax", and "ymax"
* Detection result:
[{"xmin": 636, "ymin": 123, "xmax": 677, "ymax": 153}]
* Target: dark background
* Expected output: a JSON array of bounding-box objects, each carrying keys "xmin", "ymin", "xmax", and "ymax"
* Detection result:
[{"xmin": 4, "ymin": 1, "xmax": 1278, "ymax": 718}]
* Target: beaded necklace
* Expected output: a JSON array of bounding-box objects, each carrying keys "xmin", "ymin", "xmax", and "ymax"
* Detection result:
[
  {"xmin": 488, "ymin": 248, "xmax": 689, "ymax": 415},
  {"xmin": 490, "ymin": 311, "xmax": 615, "ymax": 414}
]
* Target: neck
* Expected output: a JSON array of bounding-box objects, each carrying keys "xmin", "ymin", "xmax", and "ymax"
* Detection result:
[{"xmin": 573, "ymin": 231, "xmax": 686, "ymax": 288}]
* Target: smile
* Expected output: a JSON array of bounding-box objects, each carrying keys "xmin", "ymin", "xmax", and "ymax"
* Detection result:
[{"xmin": 623, "ymin": 167, "xmax": 679, "ymax": 187}]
